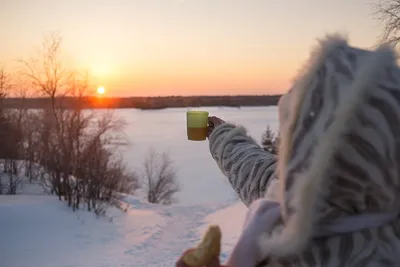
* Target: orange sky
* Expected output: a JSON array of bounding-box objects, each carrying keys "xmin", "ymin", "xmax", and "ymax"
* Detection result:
[{"xmin": 0, "ymin": 0, "xmax": 384, "ymax": 97}]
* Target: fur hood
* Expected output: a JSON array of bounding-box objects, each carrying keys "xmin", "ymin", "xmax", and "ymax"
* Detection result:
[{"xmin": 258, "ymin": 35, "xmax": 400, "ymax": 258}]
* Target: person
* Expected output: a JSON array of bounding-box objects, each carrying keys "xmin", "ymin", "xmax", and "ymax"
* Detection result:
[{"xmin": 176, "ymin": 34, "xmax": 400, "ymax": 267}]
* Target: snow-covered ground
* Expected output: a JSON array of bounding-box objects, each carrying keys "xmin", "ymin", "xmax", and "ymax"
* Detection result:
[
  {"xmin": 0, "ymin": 106, "xmax": 278, "ymax": 267},
  {"xmin": 0, "ymin": 185, "xmax": 247, "ymax": 267}
]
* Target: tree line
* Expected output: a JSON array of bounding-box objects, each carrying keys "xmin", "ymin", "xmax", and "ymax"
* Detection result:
[{"xmin": 0, "ymin": 95, "xmax": 282, "ymax": 110}]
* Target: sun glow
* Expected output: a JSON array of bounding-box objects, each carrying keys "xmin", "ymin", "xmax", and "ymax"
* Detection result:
[
  {"xmin": 97, "ymin": 86, "xmax": 106, "ymax": 95},
  {"xmin": 92, "ymin": 64, "xmax": 112, "ymax": 77}
]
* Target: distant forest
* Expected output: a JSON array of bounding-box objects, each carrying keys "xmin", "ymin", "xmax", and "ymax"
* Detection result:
[{"xmin": 2, "ymin": 95, "xmax": 282, "ymax": 110}]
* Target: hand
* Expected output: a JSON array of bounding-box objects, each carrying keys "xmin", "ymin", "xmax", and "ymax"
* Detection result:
[
  {"xmin": 208, "ymin": 116, "xmax": 225, "ymax": 137},
  {"xmin": 175, "ymin": 249, "xmax": 228, "ymax": 267}
]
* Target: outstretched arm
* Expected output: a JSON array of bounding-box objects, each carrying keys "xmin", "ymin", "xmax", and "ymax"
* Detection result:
[{"xmin": 209, "ymin": 122, "xmax": 278, "ymax": 207}]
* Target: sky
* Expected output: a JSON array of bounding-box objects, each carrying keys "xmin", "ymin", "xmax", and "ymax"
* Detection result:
[{"xmin": 0, "ymin": 0, "xmax": 384, "ymax": 97}]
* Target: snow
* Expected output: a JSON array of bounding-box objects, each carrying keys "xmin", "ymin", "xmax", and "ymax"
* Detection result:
[
  {"xmin": 0, "ymin": 193, "xmax": 247, "ymax": 267},
  {"xmin": 200, "ymin": 202, "xmax": 248, "ymax": 259},
  {"xmin": 0, "ymin": 107, "xmax": 279, "ymax": 267},
  {"xmin": 116, "ymin": 106, "xmax": 279, "ymax": 205}
]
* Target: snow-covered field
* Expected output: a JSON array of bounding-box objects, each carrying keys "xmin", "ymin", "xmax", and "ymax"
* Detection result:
[
  {"xmin": 116, "ymin": 106, "xmax": 279, "ymax": 205},
  {"xmin": 0, "ymin": 184, "xmax": 247, "ymax": 267},
  {"xmin": 0, "ymin": 106, "xmax": 278, "ymax": 267}
]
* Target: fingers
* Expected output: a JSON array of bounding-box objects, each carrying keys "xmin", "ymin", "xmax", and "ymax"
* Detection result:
[
  {"xmin": 208, "ymin": 117, "xmax": 215, "ymax": 127},
  {"xmin": 207, "ymin": 116, "xmax": 225, "ymax": 138},
  {"xmin": 208, "ymin": 116, "xmax": 223, "ymax": 129},
  {"xmin": 207, "ymin": 124, "xmax": 214, "ymax": 138},
  {"xmin": 208, "ymin": 116, "xmax": 221, "ymax": 125},
  {"xmin": 207, "ymin": 117, "xmax": 216, "ymax": 138}
]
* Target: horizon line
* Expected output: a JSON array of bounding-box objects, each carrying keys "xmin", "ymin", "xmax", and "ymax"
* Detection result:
[{"xmin": 5, "ymin": 94, "xmax": 284, "ymax": 99}]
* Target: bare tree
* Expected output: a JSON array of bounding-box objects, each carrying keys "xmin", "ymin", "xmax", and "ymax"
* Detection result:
[
  {"xmin": 143, "ymin": 148, "xmax": 180, "ymax": 205},
  {"xmin": 17, "ymin": 33, "xmax": 136, "ymax": 214},
  {"xmin": 0, "ymin": 67, "xmax": 25, "ymax": 194},
  {"xmin": 0, "ymin": 67, "xmax": 11, "ymax": 102},
  {"xmin": 17, "ymin": 33, "xmax": 69, "ymax": 199},
  {"xmin": 73, "ymin": 118, "xmax": 138, "ymax": 213},
  {"xmin": 19, "ymin": 32, "xmax": 70, "ymax": 102},
  {"xmin": 1, "ymin": 159, "xmax": 23, "ymax": 195},
  {"xmin": 374, "ymin": 0, "xmax": 400, "ymax": 45},
  {"xmin": 21, "ymin": 112, "xmax": 41, "ymax": 182}
]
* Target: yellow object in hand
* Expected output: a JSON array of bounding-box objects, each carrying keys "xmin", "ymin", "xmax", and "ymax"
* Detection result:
[{"xmin": 182, "ymin": 225, "xmax": 222, "ymax": 267}]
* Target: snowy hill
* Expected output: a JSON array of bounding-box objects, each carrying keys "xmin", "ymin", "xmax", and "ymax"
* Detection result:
[{"xmin": 0, "ymin": 193, "xmax": 247, "ymax": 267}]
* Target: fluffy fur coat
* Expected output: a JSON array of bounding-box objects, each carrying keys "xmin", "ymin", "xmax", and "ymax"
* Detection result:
[{"xmin": 209, "ymin": 35, "xmax": 400, "ymax": 266}]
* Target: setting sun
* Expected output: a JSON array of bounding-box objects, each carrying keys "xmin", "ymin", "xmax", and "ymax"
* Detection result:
[{"xmin": 97, "ymin": 86, "xmax": 106, "ymax": 95}]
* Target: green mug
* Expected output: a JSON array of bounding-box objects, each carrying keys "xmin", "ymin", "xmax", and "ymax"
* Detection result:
[{"xmin": 186, "ymin": 111, "xmax": 209, "ymax": 141}]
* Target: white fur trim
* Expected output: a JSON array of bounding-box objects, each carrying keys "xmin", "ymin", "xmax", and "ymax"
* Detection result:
[{"xmin": 276, "ymin": 34, "xmax": 349, "ymax": 214}]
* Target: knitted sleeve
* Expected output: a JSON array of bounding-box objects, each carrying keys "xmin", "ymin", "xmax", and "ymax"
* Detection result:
[{"xmin": 208, "ymin": 123, "xmax": 278, "ymax": 207}]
